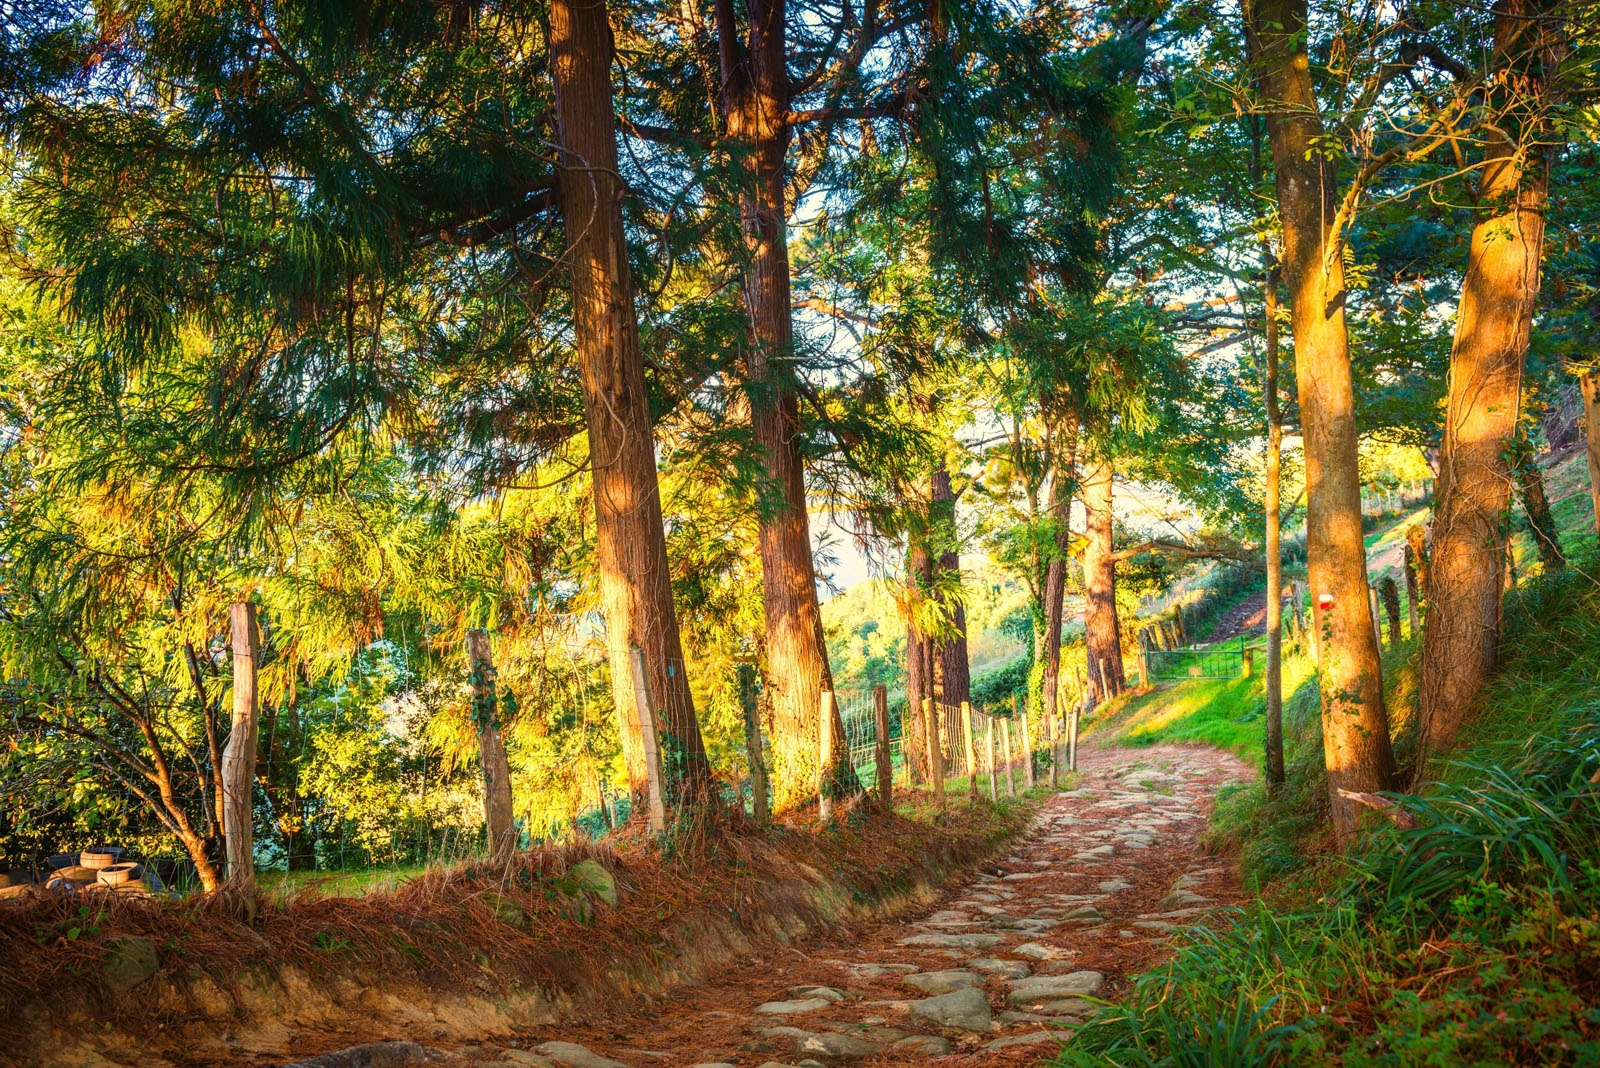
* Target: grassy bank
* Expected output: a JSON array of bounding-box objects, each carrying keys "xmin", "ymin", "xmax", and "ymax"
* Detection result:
[{"xmin": 1055, "ymin": 549, "xmax": 1600, "ymax": 1066}]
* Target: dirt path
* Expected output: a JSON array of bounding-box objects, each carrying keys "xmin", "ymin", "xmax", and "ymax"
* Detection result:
[{"xmin": 349, "ymin": 744, "xmax": 1250, "ymax": 1068}]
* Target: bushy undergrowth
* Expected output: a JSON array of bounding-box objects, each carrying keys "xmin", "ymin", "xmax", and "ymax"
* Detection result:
[{"xmin": 1059, "ymin": 553, "xmax": 1600, "ymax": 1066}]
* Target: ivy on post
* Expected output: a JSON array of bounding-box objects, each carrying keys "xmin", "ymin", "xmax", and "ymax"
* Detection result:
[
  {"xmin": 985, "ymin": 716, "xmax": 998, "ymax": 802},
  {"xmin": 872, "ymin": 685, "xmax": 891, "ymax": 807},
  {"xmin": 222, "ymin": 600, "xmax": 258, "ymax": 888},
  {"xmin": 629, "ymin": 648, "xmax": 668, "ymax": 834},
  {"xmin": 818, "ymin": 690, "xmax": 836, "ymax": 820},
  {"xmin": 466, "ymin": 629, "xmax": 516, "ymax": 860},
  {"xmin": 739, "ymin": 664, "xmax": 769, "ymax": 823},
  {"xmin": 961, "ymin": 701, "xmax": 977, "ymax": 799},
  {"xmin": 1002, "ymin": 717, "xmax": 1016, "ymax": 797}
]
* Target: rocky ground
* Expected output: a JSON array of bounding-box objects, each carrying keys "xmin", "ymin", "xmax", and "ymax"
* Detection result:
[{"xmin": 287, "ymin": 744, "xmax": 1249, "ymax": 1068}]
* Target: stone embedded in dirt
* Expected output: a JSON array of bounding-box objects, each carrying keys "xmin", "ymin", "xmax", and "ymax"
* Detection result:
[
  {"xmin": 1030, "ymin": 998, "xmax": 1095, "ymax": 1018},
  {"xmin": 279, "ymin": 1041, "xmax": 428, "ymax": 1068},
  {"xmin": 1133, "ymin": 920, "xmax": 1174, "ymax": 932},
  {"xmin": 502, "ymin": 1054, "xmax": 557, "ymax": 1068},
  {"xmin": 901, "ymin": 970, "xmax": 981, "ymax": 995},
  {"xmin": 907, "ymin": 987, "xmax": 994, "ymax": 1032},
  {"xmin": 1061, "ymin": 906, "xmax": 1103, "ymax": 921},
  {"xmin": 1036, "ymin": 958, "xmax": 1085, "ymax": 975},
  {"xmin": 967, "ymin": 957, "xmax": 1030, "ymax": 978},
  {"xmin": 1006, "ymin": 971, "xmax": 1104, "ymax": 1005},
  {"xmin": 688, "ymin": 1063, "xmax": 738, "ymax": 1068},
  {"xmin": 1001, "ymin": 871, "xmax": 1046, "ymax": 881},
  {"xmin": 756, "ymin": 998, "xmax": 834, "ymax": 1015},
  {"xmin": 985, "ymin": 1033, "xmax": 1064, "ymax": 1051},
  {"xmin": 792, "ymin": 1030, "xmax": 880, "ymax": 1060},
  {"xmin": 840, "ymin": 962, "xmax": 916, "ymax": 980},
  {"xmin": 923, "ymin": 909, "xmax": 971, "ymax": 924},
  {"xmin": 566, "ymin": 859, "xmax": 619, "ymax": 907},
  {"xmin": 1010, "ymin": 942, "xmax": 1064, "ymax": 960},
  {"xmin": 897, "ymin": 932, "xmax": 1004, "ymax": 950},
  {"xmin": 1157, "ymin": 890, "xmax": 1211, "ymax": 909},
  {"xmin": 786, "ymin": 986, "xmax": 847, "ymax": 1003},
  {"xmin": 478, "ymin": 891, "xmax": 529, "ymax": 931},
  {"xmin": 888, "ymin": 1035, "xmax": 952, "ymax": 1056},
  {"xmin": 100, "ymin": 935, "xmax": 160, "ymax": 993},
  {"xmin": 1097, "ymin": 878, "xmax": 1134, "ymax": 892},
  {"xmin": 534, "ymin": 1043, "xmax": 631, "ymax": 1068}
]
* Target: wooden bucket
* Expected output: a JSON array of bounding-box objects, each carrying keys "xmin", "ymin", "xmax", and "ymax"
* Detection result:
[{"xmin": 80, "ymin": 850, "xmax": 118, "ymax": 870}]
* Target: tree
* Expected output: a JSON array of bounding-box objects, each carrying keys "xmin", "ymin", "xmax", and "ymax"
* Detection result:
[
  {"xmin": 1246, "ymin": 0, "xmax": 1398, "ymax": 839},
  {"xmin": 1421, "ymin": 0, "xmax": 1566, "ymax": 755},
  {"xmin": 549, "ymin": 0, "xmax": 713, "ymax": 797}
]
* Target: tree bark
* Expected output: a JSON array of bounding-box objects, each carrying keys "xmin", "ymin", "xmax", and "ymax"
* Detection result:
[
  {"xmin": 1248, "ymin": 0, "xmax": 1397, "ymax": 840},
  {"xmin": 1262, "ymin": 260, "xmax": 1286, "ymax": 793},
  {"xmin": 1040, "ymin": 412, "xmax": 1079, "ymax": 787},
  {"xmin": 930, "ymin": 464, "xmax": 970, "ymax": 707},
  {"xmin": 1421, "ymin": 0, "xmax": 1558, "ymax": 757},
  {"xmin": 549, "ymin": 0, "xmax": 711, "ymax": 800},
  {"xmin": 716, "ymin": 0, "xmax": 853, "ymax": 811},
  {"xmin": 903, "ymin": 544, "xmax": 934, "ymax": 783},
  {"xmin": 1080, "ymin": 458, "xmax": 1124, "ymax": 705},
  {"xmin": 465, "ymin": 629, "xmax": 516, "ymax": 859},
  {"xmin": 222, "ymin": 601, "xmax": 259, "ymax": 887}
]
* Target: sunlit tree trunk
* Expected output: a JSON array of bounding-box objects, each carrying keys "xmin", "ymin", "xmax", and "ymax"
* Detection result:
[
  {"xmin": 1248, "ymin": 0, "xmax": 1397, "ymax": 841},
  {"xmin": 549, "ymin": 0, "xmax": 711, "ymax": 797},
  {"xmin": 715, "ymin": 0, "xmax": 854, "ymax": 810},
  {"xmin": 1262, "ymin": 261, "xmax": 1287, "ymax": 793},
  {"xmin": 1040, "ymin": 414, "xmax": 1079, "ymax": 777},
  {"xmin": 931, "ymin": 464, "xmax": 970, "ymax": 707},
  {"xmin": 904, "ymin": 543, "xmax": 935, "ymax": 782},
  {"xmin": 1421, "ymin": 0, "xmax": 1558, "ymax": 757},
  {"xmin": 1080, "ymin": 458, "xmax": 1124, "ymax": 704}
]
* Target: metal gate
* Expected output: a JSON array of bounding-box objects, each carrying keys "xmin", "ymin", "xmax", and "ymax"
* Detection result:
[{"xmin": 1147, "ymin": 636, "xmax": 1246, "ymax": 680}]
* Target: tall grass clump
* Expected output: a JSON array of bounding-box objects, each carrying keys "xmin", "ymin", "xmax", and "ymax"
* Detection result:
[{"xmin": 1059, "ymin": 552, "xmax": 1600, "ymax": 1067}]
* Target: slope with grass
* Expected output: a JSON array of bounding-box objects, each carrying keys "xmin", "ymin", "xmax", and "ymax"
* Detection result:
[{"xmin": 1053, "ymin": 551, "xmax": 1600, "ymax": 1064}]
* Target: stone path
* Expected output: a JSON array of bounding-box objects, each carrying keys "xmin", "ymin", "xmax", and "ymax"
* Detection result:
[{"xmin": 334, "ymin": 744, "xmax": 1247, "ymax": 1068}]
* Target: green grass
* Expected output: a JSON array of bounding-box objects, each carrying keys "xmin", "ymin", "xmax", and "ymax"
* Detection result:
[{"xmin": 1083, "ymin": 647, "xmax": 1318, "ymax": 767}]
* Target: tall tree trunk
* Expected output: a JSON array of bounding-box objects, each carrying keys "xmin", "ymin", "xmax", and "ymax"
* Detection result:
[
  {"xmin": 1080, "ymin": 458, "xmax": 1124, "ymax": 704},
  {"xmin": 1421, "ymin": 0, "xmax": 1557, "ymax": 757},
  {"xmin": 549, "ymin": 0, "xmax": 712, "ymax": 797},
  {"xmin": 904, "ymin": 544, "xmax": 935, "ymax": 783},
  {"xmin": 930, "ymin": 464, "xmax": 970, "ymax": 707},
  {"xmin": 1515, "ymin": 450, "xmax": 1564, "ymax": 571},
  {"xmin": 1262, "ymin": 260, "xmax": 1287, "ymax": 793},
  {"xmin": 1248, "ymin": 0, "xmax": 1397, "ymax": 840},
  {"xmin": 716, "ymin": 0, "xmax": 853, "ymax": 811},
  {"xmin": 1040, "ymin": 411, "xmax": 1079, "ymax": 784}
]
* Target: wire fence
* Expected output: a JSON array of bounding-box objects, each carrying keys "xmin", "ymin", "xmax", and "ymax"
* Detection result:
[{"xmin": 3, "ymin": 645, "xmax": 1055, "ymax": 902}]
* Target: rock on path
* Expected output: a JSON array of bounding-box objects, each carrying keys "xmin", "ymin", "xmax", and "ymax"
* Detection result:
[{"xmin": 286, "ymin": 744, "xmax": 1249, "ymax": 1068}]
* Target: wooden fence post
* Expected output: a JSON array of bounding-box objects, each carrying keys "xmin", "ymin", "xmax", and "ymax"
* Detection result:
[
  {"xmin": 738, "ymin": 664, "xmax": 768, "ymax": 823},
  {"xmin": 873, "ymin": 685, "xmax": 891, "ymax": 807},
  {"xmin": 466, "ymin": 628, "xmax": 516, "ymax": 860},
  {"xmin": 1582, "ymin": 372, "xmax": 1600, "ymax": 543},
  {"xmin": 961, "ymin": 701, "xmax": 977, "ymax": 798},
  {"xmin": 1369, "ymin": 586, "xmax": 1383, "ymax": 647},
  {"xmin": 629, "ymin": 648, "xmax": 667, "ymax": 833},
  {"xmin": 1016, "ymin": 693, "xmax": 1035, "ymax": 790},
  {"xmin": 1047, "ymin": 696, "xmax": 1060, "ymax": 791},
  {"xmin": 1068, "ymin": 693, "xmax": 1082, "ymax": 774},
  {"xmin": 922, "ymin": 698, "xmax": 944, "ymax": 805},
  {"xmin": 819, "ymin": 690, "xmax": 836, "ymax": 820},
  {"xmin": 1001, "ymin": 718, "xmax": 1016, "ymax": 797},
  {"xmin": 222, "ymin": 601, "xmax": 259, "ymax": 887},
  {"xmin": 985, "ymin": 715, "xmax": 998, "ymax": 801}
]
